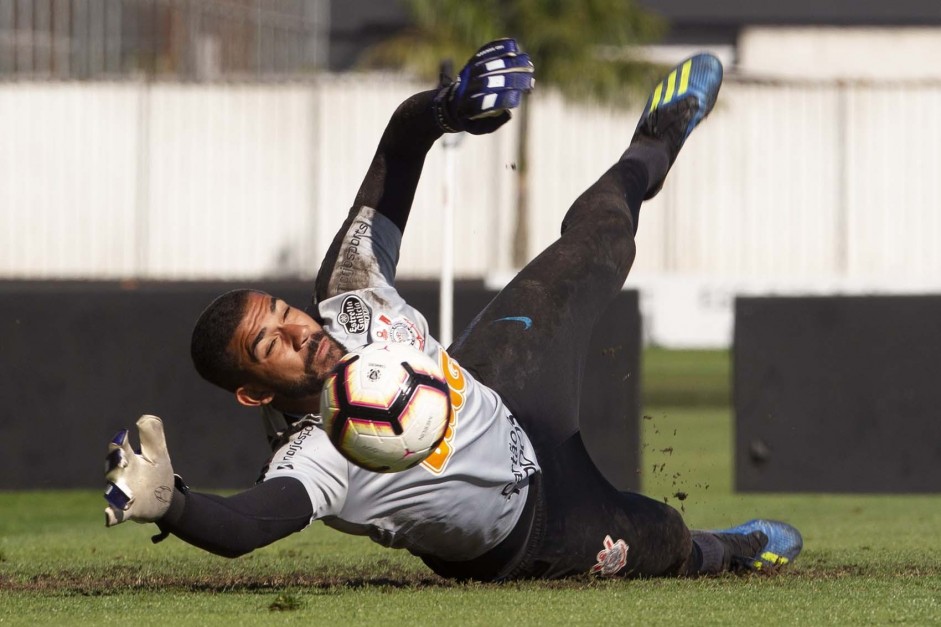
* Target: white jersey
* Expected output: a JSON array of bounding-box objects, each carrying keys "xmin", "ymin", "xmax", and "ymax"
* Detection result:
[{"xmin": 263, "ymin": 207, "xmax": 540, "ymax": 561}]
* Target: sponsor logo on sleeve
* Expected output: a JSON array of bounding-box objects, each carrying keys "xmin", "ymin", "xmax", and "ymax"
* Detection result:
[
  {"xmin": 337, "ymin": 295, "xmax": 370, "ymax": 334},
  {"xmin": 334, "ymin": 220, "xmax": 372, "ymax": 293},
  {"xmin": 274, "ymin": 424, "xmax": 316, "ymax": 471}
]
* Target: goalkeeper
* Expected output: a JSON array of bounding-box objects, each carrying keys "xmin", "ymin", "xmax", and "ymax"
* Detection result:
[{"xmin": 104, "ymin": 39, "xmax": 802, "ymax": 580}]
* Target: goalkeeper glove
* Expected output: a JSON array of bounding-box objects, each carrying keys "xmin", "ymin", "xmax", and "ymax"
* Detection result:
[
  {"xmin": 433, "ymin": 38, "xmax": 535, "ymax": 135},
  {"xmin": 103, "ymin": 415, "xmax": 175, "ymax": 527}
]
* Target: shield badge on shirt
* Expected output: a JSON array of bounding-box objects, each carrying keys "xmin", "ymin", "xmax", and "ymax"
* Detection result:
[
  {"xmin": 374, "ymin": 314, "xmax": 425, "ymax": 350},
  {"xmin": 337, "ymin": 295, "xmax": 370, "ymax": 334}
]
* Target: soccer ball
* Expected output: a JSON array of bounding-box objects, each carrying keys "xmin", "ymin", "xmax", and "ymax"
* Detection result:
[{"xmin": 320, "ymin": 342, "xmax": 452, "ymax": 472}]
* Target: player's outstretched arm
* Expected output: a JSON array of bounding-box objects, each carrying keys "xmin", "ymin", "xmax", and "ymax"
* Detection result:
[
  {"xmin": 352, "ymin": 38, "xmax": 534, "ymax": 234},
  {"xmin": 314, "ymin": 39, "xmax": 533, "ymax": 301},
  {"xmin": 104, "ymin": 415, "xmax": 313, "ymax": 557},
  {"xmin": 153, "ymin": 477, "xmax": 312, "ymax": 557}
]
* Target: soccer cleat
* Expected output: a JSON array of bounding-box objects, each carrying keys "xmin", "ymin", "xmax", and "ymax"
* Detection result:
[
  {"xmin": 632, "ymin": 53, "xmax": 724, "ymax": 199},
  {"xmin": 715, "ymin": 519, "xmax": 803, "ymax": 572}
]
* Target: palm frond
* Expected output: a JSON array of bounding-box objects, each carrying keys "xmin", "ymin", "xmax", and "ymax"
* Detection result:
[{"xmin": 357, "ymin": 0, "xmax": 668, "ymax": 107}]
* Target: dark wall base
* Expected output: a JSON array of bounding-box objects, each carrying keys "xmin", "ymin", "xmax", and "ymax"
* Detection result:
[
  {"xmin": 0, "ymin": 281, "xmax": 640, "ymax": 491},
  {"xmin": 735, "ymin": 295, "xmax": 941, "ymax": 493}
]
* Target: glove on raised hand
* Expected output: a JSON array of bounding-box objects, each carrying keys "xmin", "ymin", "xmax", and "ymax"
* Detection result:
[
  {"xmin": 433, "ymin": 38, "xmax": 535, "ymax": 135},
  {"xmin": 104, "ymin": 415, "xmax": 175, "ymax": 527}
]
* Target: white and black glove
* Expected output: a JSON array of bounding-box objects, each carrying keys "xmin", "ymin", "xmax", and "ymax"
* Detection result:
[
  {"xmin": 104, "ymin": 415, "xmax": 175, "ymax": 527},
  {"xmin": 433, "ymin": 38, "xmax": 535, "ymax": 135}
]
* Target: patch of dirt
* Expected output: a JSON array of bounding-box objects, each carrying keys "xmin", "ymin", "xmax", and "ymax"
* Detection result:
[{"xmin": 0, "ymin": 569, "xmax": 450, "ymax": 594}]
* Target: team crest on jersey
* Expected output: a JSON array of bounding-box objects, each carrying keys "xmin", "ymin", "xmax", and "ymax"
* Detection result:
[
  {"xmin": 374, "ymin": 314, "xmax": 425, "ymax": 350},
  {"xmin": 590, "ymin": 535, "xmax": 629, "ymax": 577},
  {"xmin": 337, "ymin": 295, "xmax": 370, "ymax": 334}
]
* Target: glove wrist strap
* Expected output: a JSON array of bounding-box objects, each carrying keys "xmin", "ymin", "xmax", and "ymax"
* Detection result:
[
  {"xmin": 150, "ymin": 475, "xmax": 189, "ymax": 544},
  {"xmin": 432, "ymin": 85, "xmax": 461, "ymax": 133},
  {"xmin": 173, "ymin": 474, "xmax": 190, "ymax": 494}
]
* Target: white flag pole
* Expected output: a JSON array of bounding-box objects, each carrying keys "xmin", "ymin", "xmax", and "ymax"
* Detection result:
[
  {"xmin": 438, "ymin": 60, "xmax": 463, "ymax": 347},
  {"xmin": 440, "ymin": 130, "xmax": 462, "ymax": 347}
]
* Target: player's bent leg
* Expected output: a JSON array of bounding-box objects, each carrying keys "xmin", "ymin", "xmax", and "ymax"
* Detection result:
[
  {"xmin": 497, "ymin": 433, "xmax": 804, "ymax": 580},
  {"xmin": 452, "ymin": 56, "xmax": 724, "ymax": 445},
  {"xmin": 505, "ymin": 433, "xmax": 693, "ymax": 579},
  {"xmin": 450, "ymin": 162, "xmax": 645, "ymax": 449},
  {"xmin": 449, "ymin": 208, "xmax": 637, "ymax": 448}
]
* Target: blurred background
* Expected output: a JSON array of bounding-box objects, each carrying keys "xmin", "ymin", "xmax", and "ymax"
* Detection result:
[
  {"xmin": 2, "ymin": 0, "xmax": 939, "ymax": 347},
  {"xmin": 1, "ymin": 0, "xmax": 940, "ymax": 492}
]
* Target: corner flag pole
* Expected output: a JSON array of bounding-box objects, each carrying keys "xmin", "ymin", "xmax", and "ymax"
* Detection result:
[{"xmin": 440, "ymin": 126, "xmax": 464, "ymax": 347}]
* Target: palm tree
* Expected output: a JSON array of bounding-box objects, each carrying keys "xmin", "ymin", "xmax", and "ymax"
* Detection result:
[{"xmin": 360, "ymin": 0, "xmax": 664, "ymax": 267}]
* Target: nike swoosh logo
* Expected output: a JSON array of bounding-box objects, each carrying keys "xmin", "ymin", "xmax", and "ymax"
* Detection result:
[{"xmin": 493, "ymin": 316, "xmax": 533, "ymax": 330}]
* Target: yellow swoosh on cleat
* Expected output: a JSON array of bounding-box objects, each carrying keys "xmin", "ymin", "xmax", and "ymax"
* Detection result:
[
  {"xmin": 649, "ymin": 83, "xmax": 663, "ymax": 112},
  {"xmin": 761, "ymin": 551, "xmax": 788, "ymax": 565},
  {"xmin": 663, "ymin": 70, "xmax": 677, "ymax": 104},
  {"xmin": 678, "ymin": 59, "xmax": 692, "ymax": 96}
]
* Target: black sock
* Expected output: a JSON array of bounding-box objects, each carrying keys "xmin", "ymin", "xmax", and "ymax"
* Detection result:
[
  {"xmin": 690, "ymin": 532, "xmax": 729, "ymax": 575},
  {"xmin": 620, "ymin": 139, "xmax": 671, "ymax": 197},
  {"xmin": 604, "ymin": 158, "xmax": 649, "ymax": 235}
]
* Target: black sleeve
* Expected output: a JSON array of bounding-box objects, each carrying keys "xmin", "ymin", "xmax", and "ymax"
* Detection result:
[
  {"xmin": 155, "ymin": 476, "xmax": 314, "ymax": 558},
  {"xmin": 352, "ymin": 88, "xmax": 443, "ymax": 232},
  {"xmin": 313, "ymin": 90, "xmax": 443, "ymax": 304}
]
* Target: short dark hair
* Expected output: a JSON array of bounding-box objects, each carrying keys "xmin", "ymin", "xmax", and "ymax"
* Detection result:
[{"xmin": 190, "ymin": 289, "xmax": 262, "ymax": 392}]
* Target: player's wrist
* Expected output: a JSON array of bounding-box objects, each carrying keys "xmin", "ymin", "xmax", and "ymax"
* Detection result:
[
  {"xmin": 432, "ymin": 82, "xmax": 461, "ymax": 133},
  {"xmin": 163, "ymin": 476, "xmax": 189, "ymax": 520},
  {"xmin": 150, "ymin": 477, "xmax": 188, "ymax": 544}
]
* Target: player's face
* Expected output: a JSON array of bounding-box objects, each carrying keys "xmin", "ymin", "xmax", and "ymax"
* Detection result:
[{"xmin": 229, "ymin": 292, "xmax": 345, "ymax": 402}]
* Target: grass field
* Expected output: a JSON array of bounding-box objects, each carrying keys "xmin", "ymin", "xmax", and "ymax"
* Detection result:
[{"xmin": 2, "ymin": 350, "xmax": 940, "ymax": 625}]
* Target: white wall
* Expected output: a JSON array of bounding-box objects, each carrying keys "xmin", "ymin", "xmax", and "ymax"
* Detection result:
[
  {"xmin": 2, "ymin": 75, "xmax": 941, "ymax": 345},
  {"xmin": 0, "ymin": 76, "xmax": 521, "ymax": 280},
  {"xmin": 523, "ymin": 80, "xmax": 941, "ymax": 283},
  {"xmin": 739, "ymin": 27, "xmax": 941, "ymax": 81}
]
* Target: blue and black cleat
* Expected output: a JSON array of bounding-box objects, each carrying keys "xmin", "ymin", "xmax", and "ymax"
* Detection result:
[
  {"xmin": 632, "ymin": 53, "xmax": 724, "ymax": 198},
  {"xmin": 715, "ymin": 519, "xmax": 804, "ymax": 572}
]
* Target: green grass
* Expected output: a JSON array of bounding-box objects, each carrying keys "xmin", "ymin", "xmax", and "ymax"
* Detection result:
[
  {"xmin": 2, "ymin": 350, "xmax": 941, "ymax": 625},
  {"xmin": 643, "ymin": 348, "xmax": 731, "ymax": 407}
]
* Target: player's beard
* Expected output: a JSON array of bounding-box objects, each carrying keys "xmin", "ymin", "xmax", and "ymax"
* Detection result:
[{"xmin": 272, "ymin": 330, "xmax": 345, "ymax": 399}]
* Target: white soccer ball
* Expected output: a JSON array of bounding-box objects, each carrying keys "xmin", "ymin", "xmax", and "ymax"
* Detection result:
[{"xmin": 320, "ymin": 342, "xmax": 452, "ymax": 473}]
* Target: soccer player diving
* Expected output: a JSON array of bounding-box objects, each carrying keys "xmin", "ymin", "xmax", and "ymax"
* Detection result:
[{"xmin": 103, "ymin": 39, "xmax": 803, "ymax": 580}]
